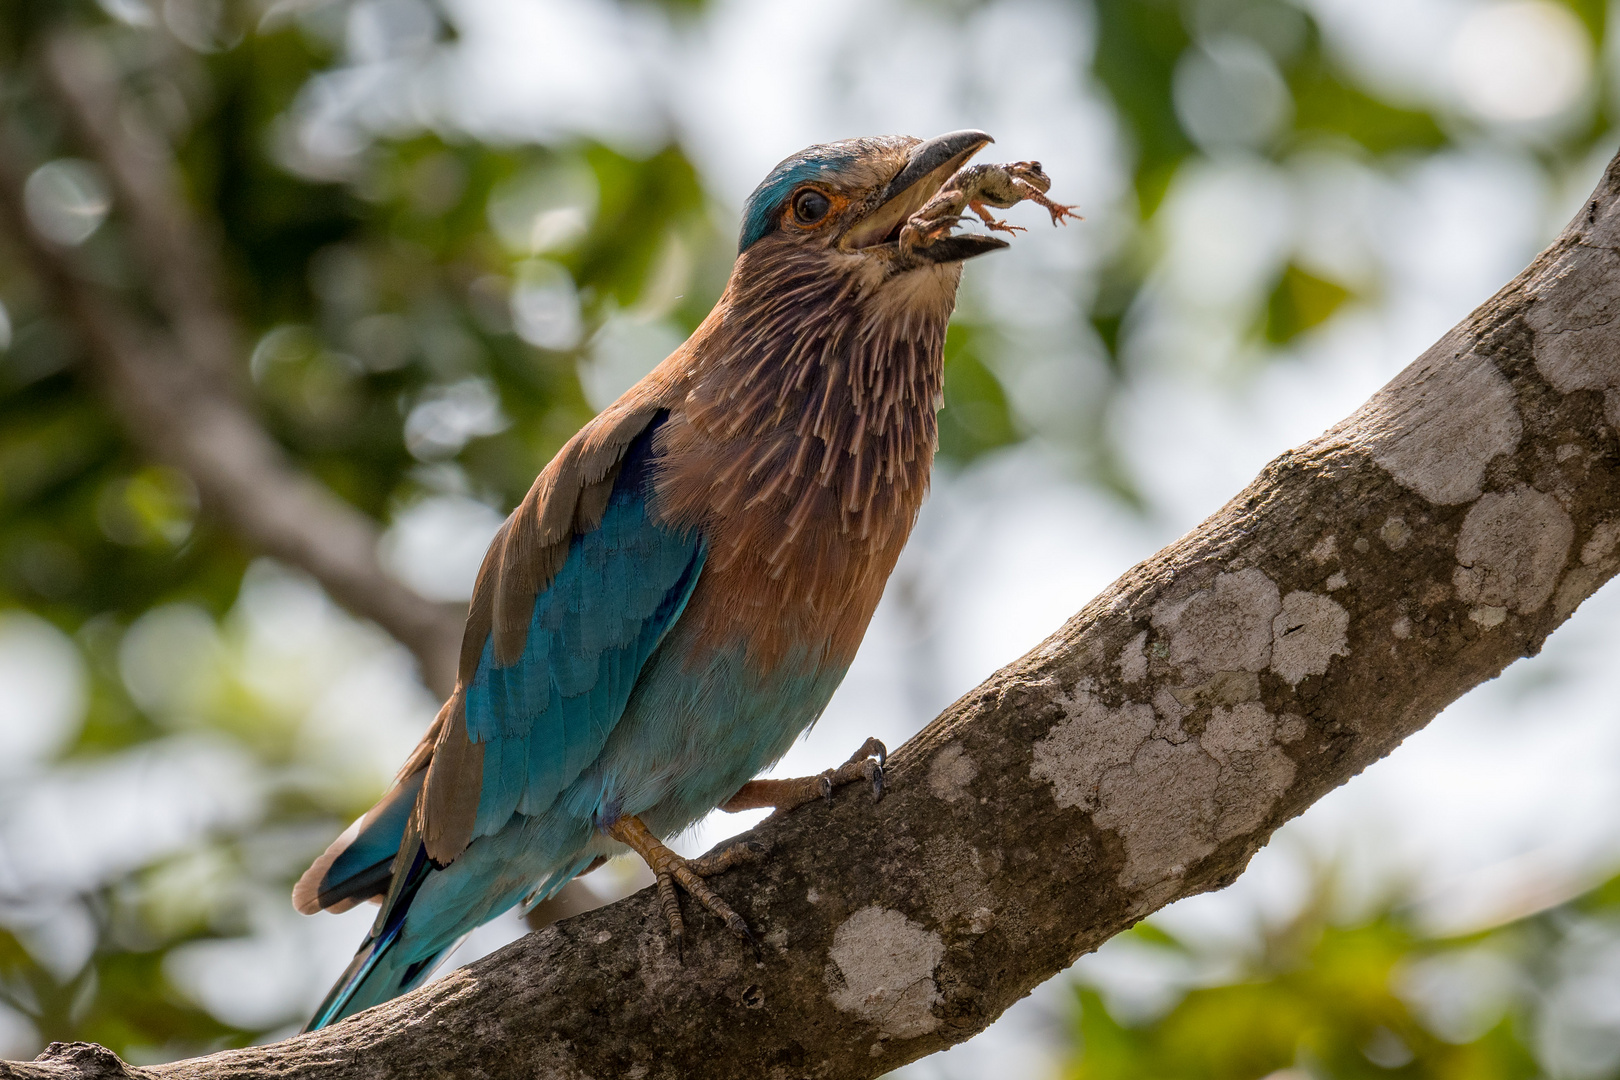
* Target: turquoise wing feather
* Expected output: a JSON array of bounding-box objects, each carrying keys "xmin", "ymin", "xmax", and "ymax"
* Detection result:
[{"xmin": 463, "ymin": 427, "xmax": 705, "ymax": 838}]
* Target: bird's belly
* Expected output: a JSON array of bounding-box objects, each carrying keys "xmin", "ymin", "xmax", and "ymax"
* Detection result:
[{"xmin": 561, "ymin": 629, "xmax": 850, "ymax": 839}]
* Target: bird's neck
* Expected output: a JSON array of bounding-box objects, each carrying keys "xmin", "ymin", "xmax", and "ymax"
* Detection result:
[
  {"xmin": 649, "ymin": 254, "xmax": 963, "ymax": 668},
  {"xmin": 674, "ymin": 253, "xmax": 960, "ymax": 537}
]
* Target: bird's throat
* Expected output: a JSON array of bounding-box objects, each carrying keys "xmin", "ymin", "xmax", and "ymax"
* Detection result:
[{"xmin": 648, "ymin": 254, "xmax": 958, "ymax": 668}]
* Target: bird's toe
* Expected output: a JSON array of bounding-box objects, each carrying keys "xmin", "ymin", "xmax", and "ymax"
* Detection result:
[
  {"xmin": 719, "ymin": 737, "xmax": 890, "ymax": 816},
  {"xmin": 669, "ymin": 858, "xmax": 755, "ymax": 949},
  {"xmin": 687, "ymin": 839, "xmax": 766, "ymax": 877},
  {"xmin": 864, "ymin": 757, "xmax": 885, "ymax": 803},
  {"xmin": 842, "ymin": 736, "xmax": 887, "ymax": 769},
  {"xmin": 829, "ymin": 736, "xmax": 887, "ymax": 803}
]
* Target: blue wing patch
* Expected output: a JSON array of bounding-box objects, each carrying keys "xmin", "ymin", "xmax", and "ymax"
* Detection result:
[{"xmin": 464, "ymin": 423, "xmax": 705, "ymax": 836}]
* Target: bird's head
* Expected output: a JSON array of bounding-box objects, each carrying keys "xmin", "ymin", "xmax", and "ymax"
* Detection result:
[
  {"xmin": 733, "ymin": 130, "xmax": 1005, "ymax": 286},
  {"xmin": 676, "ymin": 131, "xmax": 1009, "ymax": 467},
  {"xmin": 665, "ymin": 132, "xmax": 1011, "ymax": 551}
]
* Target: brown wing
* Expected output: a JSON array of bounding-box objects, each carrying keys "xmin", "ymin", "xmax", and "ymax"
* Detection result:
[
  {"xmin": 417, "ymin": 397, "xmax": 670, "ymax": 863},
  {"xmin": 293, "ymin": 389, "xmax": 676, "ymax": 911}
]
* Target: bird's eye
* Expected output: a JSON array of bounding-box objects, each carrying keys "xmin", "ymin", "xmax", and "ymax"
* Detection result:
[{"xmin": 792, "ymin": 188, "xmax": 831, "ymax": 225}]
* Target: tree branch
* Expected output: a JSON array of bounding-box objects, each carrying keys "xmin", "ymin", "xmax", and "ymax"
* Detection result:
[
  {"xmin": 40, "ymin": 34, "xmax": 244, "ymax": 392},
  {"xmin": 0, "ymin": 35, "xmax": 464, "ymax": 697},
  {"xmin": 10, "ymin": 120, "xmax": 1620, "ymax": 1080}
]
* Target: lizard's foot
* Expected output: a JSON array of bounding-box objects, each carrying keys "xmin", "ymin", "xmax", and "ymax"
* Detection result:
[
  {"xmin": 721, "ymin": 737, "xmax": 887, "ymax": 816},
  {"xmin": 607, "ymin": 815, "xmax": 764, "ymax": 962},
  {"xmin": 1012, "ymin": 180, "xmax": 1082, "ymax": 226},
  {"xmin": 970, "ymin": 201, "xmax": 1026, "ymax": 234},
  {"xmin": 899, "ymin": 214, "xmax": 963, "ymax": 254},
  {"xmin": 900, "ymin": 160, "xmax": 1079, "ymax": 251}
]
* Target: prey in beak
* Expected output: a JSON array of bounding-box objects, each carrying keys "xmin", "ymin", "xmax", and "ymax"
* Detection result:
[{"xmin": 840, "ymin": 130, "xmax": 1080, "ymax": 266}]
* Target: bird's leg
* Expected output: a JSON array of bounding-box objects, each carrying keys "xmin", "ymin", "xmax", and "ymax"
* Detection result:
[
  {"xmin": 722, "ymin": 737, "xmax": 886, "ymax": 816},
  {"xmin": 606, "ymin": 814, "xmax": 762, "ymax": 961}
]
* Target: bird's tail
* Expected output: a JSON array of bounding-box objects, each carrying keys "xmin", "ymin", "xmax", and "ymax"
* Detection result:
[
  {"xmin": 304, "ymin": 846, "xmax": 455, "ymax": 1032},
  {"xmin": 302, "ymin": 831, "xmax": 602, "ymax": 1031}
]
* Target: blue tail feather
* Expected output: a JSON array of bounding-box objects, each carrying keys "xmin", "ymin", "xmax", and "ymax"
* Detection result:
[
  {"xmin": 304, "ymin": 846, "xmax": 438, "ymax": 1032},
  {"xmin": 313, "ymin": 770, "xmax": 425, "ymax": 911}
]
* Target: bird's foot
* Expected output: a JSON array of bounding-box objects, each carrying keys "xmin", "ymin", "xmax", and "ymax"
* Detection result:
[
  {"xmin": 606, "ymin": 815, "xmax": 763, "ymax": 962},
  {"xmin": 721, "ymin": 737, "xmax": 886, "ymax": 816}
]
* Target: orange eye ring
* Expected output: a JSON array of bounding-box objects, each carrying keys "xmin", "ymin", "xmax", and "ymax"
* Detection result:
[{"xmin": 784, "ymin": 186, "xmax": 842, "ymax": 230}]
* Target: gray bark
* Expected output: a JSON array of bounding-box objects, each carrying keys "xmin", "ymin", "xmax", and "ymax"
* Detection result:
[{"xmin": 9, "ymin": 119, "xmax": 1620, "ymax": 1080}]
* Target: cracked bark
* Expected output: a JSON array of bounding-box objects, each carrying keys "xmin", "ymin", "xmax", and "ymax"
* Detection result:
[
  {"xmin": 8, "ymin": 115, "xmax": 1620, "ymax": 1080},
  {"xmin": 0, "ymin": 35, "xmax": 464, "ymax": 697}
]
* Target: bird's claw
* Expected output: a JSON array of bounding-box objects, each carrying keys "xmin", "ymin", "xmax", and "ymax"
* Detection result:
[
  {"xmin": 609, "ymin": 817, "xmax": 762, "ymax": 963},
  {"xmin": 656, "ymin": 839, "xmax": 763, "ymax": 964},
  {"xmin": 823, "ymin": 736, "xmax": 885, "ymax": 804},
  {"xmin": 686, "ymin": 839, "xmax": 767, "ymax": 876},
  {"xmin": 840, "ymin": 736, "xmax": 886, "ymax": 803},
  {"xmin": 844, "ymin": 735, "xmax": 887, "ymax": 769}
]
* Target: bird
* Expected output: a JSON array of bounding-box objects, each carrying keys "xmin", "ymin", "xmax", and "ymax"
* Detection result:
[{"xmin": 292, "ymin": 130, "xmax": 1029, "ymax": 1030}]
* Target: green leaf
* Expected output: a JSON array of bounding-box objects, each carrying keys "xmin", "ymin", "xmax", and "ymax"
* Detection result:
[
  {"xmin": 1262, "ymin": 263, "xmax": 1353, "ymax": 345},
  {"xmin": 1090, "ymin": 0, "xmax": 1195, "ymax": 217},
  {"xmin": 1288, "ymin": 50, "xmax": 1447, "ymax": 155},
  {"xmin": 937, "ymin": 324, "xmax": 1020, "ymax": 465}
]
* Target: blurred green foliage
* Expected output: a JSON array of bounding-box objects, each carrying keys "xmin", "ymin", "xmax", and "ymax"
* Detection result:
[
  {"xmin": 0, "ymin": 2, "xmax": 722, "ymax": 638},
  {"xmin": 1064, "ymin": 864, "xmax": 1620, "ymax": 1080},
  {"xmin": 1067, "ymin": 0, "xmax": 1611, "ymax": 498},
  {"xmin": 939, "ymin": 324, "xmax": 1020, "ymax": 463},
  {"xmin": 1, "ymin": 888, "xmax": 256, "ymax": 1058},
  {"xmin": 1262, "ymin": 264, "xmax": 1352, "ymax": 345}
]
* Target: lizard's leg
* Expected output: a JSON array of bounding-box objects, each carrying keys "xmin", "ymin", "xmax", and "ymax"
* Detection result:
[
  {"xmin": 969, "ymin": 200, "xmax": 1026, "ymax": 234},
  {"xmin": 1011, "ymin": 178, "xmax": 1082, "ymax": 225}
]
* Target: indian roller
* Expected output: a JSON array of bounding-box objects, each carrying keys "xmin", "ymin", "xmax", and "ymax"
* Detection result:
[{"xmin": 293, "ymin": 130, "xmax": 1074, "ymax": 1029}]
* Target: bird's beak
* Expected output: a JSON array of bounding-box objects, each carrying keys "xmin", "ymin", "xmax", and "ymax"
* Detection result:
[{"xmin": 841, "ymin": 129, "xmax": 1006, "ymax": 262}]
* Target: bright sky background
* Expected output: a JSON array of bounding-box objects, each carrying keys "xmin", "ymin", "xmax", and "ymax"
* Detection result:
[{"xmin": 4, "ymin": 0, "xmax": 1620, "ymax": 1070}]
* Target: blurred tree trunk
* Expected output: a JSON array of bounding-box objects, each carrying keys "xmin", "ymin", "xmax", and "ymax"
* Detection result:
[
  {"xmin": 0, "ymin": 33, "xmax": 466, "ymax": 697},
  {"xmin": 5, "ymin": 127, "xmax": 1620, "ymax": 1080}
]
